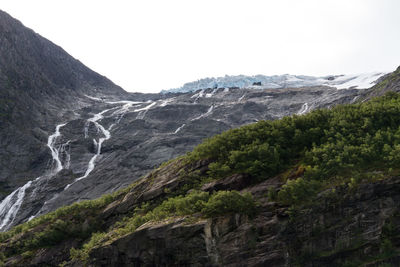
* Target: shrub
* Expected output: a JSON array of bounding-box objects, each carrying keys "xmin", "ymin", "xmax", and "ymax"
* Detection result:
[
  {"xmin": 277, "ymin": 178, "xmax": 322, "ymax": 205},
  {"xmin": 202, "ymin": 191, "xmax": 256, "ymax": 217}
]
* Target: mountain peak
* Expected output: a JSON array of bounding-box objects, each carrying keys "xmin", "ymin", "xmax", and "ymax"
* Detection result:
[{"xmin": 0, "ymin": 9, "xmax": 126, "ymax": 99}]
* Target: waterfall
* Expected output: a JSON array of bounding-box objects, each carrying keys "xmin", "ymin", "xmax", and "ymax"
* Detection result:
[
  {"xmin": 0, "ymin": 123, "xmax": 67, "ymax": 231},
  {"xmin": 297, "ymin": 103, "xmax": 309, "ymax": 115}
]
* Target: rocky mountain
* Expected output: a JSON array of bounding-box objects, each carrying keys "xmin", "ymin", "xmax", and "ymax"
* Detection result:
[
  {"xmin": 0, "ymin": 10, "xmax": 128, "ymax": 200},
  {"xmin": 0, "ymin": 84, "xmax": 365, "ymax": 231},
  {"xmin": 1, "ymin": 9, "xmax": 400, "ymax": 266},
  {"xmin": 0, "ymin": 10, "xmax": 382, "ymax": 235},
  {"xmin": 1, "ymin": 78, "xmax": 400, "ymax": 266},
  {"xmin": 0, "ymin": 9, "xmax": 393, "ymax": 233}
]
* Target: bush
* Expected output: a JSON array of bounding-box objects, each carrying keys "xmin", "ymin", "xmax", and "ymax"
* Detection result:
[
  {"xmin": 277, "ymin": 178, "xmax": 322, "ymax": 205},
  {"xmin": 70, "ymin": 190, "xmax": 256, "ymax": 263},
  {"xmin": 187, "ymin": 92, "xmax": 400, "ymax": 205},
  {"xmin": 202, "ymin": 191, "xmax": 256, "ymax": 217}
]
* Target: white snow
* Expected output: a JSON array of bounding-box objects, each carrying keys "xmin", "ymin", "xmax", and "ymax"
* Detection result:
[
  {"xmin": 323, "ymin": 72, "xmax": 386, "ymax": 89},
  {"xmin": 163, "ymin": 72, "xmax": 388, "ymax": 93}
]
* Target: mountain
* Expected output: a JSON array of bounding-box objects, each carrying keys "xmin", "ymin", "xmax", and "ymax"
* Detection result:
[
  {"xmin": 0, "ymin": 83, "xmax": 362, "ymax": 231},
  {"xmin": 1, "ymin": 9, "xmax": 400, "ymax": 266},
  {"xmin": 163, "ymin": 72, "xmax": 387, "ymax": 93},
  {"xmin": 1, "ymin": 81, "xmax": 400, "ymax": 266},
  {"xmin": 364, "ymin": 66, "xmax": 400, "ymax": 99},
  {"xmin": 0, "ymin": 10, "xmax": 127, "ymax": 198},
  {"xmin": 0, "ymin": 10, "xmax": 395, "ymax": 233}
]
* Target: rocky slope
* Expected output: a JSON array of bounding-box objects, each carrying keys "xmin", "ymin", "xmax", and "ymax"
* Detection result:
[
  {"xmin": 0, "ymin": 84, "xmax": 363, "ymax": 231},
  {"xmin": 1, "ymin": 89, "xmax": 400, "ymax": 266},
  {"xmin": 0, "ymin": 10, "xmax": 127, "ymax": 200},
  {"xmin": 87, "ymin": 175, "xmax": 400, "ymax": 267},
  {"xmin": 363, "ymin": 66, "xmax": 400, "ymax": 100},
  {"xmin": 0, "ymin": 8, "xmax": 392, "ymax": 233}
]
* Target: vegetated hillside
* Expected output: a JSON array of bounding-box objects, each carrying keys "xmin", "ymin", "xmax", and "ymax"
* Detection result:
[
  {"xmin": 0, "ymin": 10, "xmax": 126, "ymax": 196},
  {"xmin": 1, "ymin": 92, "xmax": 400, "ymax": 266}
]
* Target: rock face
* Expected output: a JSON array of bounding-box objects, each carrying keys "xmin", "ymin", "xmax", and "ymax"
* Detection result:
[
  {"xmin": 85, "ymin": 176, "xmax": 400, "ymax": 267},
  {"xmin": 284, "ymin": 177, "xmax": 400, "ymax": 266},
  {"xmin": 363, "ymin": 66, "xmax": 400, "ymax": 99},
  {"xmin": 0, "ymin": 10, "xmax": 126, "ymax": 199},
  {"xmin": 0, "ymin": 85, "xmax": 362, "ymax": 230}
]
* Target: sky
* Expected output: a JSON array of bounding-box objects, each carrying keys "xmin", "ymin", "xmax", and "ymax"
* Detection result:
[{"xmin": 1, "ymin": 0, "xmax": 400, "ymax": 93}]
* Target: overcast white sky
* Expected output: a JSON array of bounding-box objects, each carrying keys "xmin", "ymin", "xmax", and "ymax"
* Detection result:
[{"xmin": 1, "ymin": 0, "xmax": 400, "ymax": 93}]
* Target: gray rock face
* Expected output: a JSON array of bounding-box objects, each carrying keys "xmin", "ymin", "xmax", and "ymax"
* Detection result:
[
  {"xmin": 0, "ymin": 85, "xmax": 363, "ymax": 230},
  {"xmin": 0, "ymin": 10, "xmax": 126, "ymax": 200},
  {"xmin": 86, "ymin": 175, "xmax": 400, "ymax": 267}
]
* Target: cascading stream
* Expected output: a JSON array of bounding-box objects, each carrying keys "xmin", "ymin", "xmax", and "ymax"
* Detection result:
[
  {"xmin": 191, "ymin": 105, "xmax": 214, "ymax": 121},
  {"xmin": 2, "ymin": 97, "xmax": 161, "ymax": 227},
  {"xmin": 65, "ymin": 109, "xmax": 113, "ymax": 189},
  {"xmin": 297, "ymin": 103, "xmax": 309, "ymax": 115},
  {"xmin": 174, "ymin": 124, "xmax": 186, "ymax": 134},
  {"xmin": 0, "ymin": 123, "xmax": 67, "ymax": 231},
  {"xmin": 66, "ymin": 100, "xmax": 149, "ymax": 189},
  {"xmin": 47, "ymin": 123, "xmax": 67, "ymax": 173}
]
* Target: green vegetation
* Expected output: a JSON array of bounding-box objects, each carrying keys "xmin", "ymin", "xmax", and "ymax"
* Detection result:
[
  {"xmin": 70, "ymin": 190, "xmax": 256, "ymax": 262},
  {"xmin": 276, "ymin": 178, "xmax": 322, "ymax": 205},
  {"xmin": 0, "ymin": 181, "xmax": 139, "ymax": 257},
  {"xmin": 189, "ymin": 92, "xmax": 400, "ymax": 204}
]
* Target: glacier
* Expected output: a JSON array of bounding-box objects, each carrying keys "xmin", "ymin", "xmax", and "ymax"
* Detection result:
[{"xmin": 163, "ymin": 72, "xmax": 387, "ymax": 93}]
